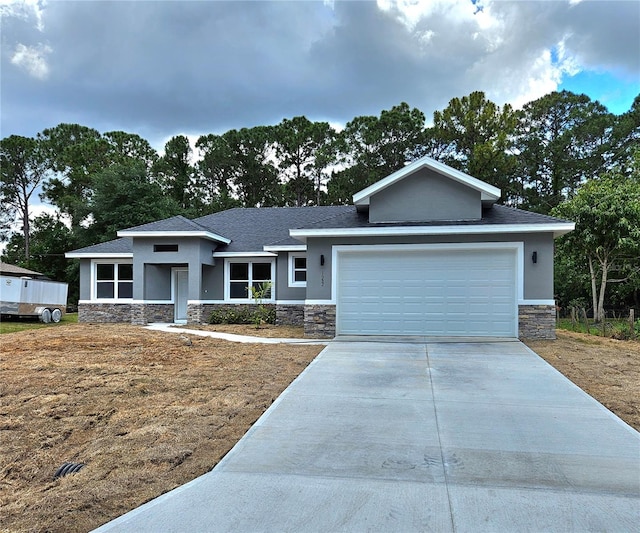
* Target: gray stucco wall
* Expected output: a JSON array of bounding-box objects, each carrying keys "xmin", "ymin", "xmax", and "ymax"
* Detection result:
[
  {"xmin": 78, "ymin": 259, "xmax": 92, "ymax": 300},
  {"xmin": 143, "ymin": 264, "xmax": 172, "ymax": 300},
  {"xmin": 202, "ymin": 264, "xmax": 222, "ymax": 300},
  {"xmin": 369, "ymin": 168, "xmax": 481, "ymax": 223},
  {"xmin": 132, "ymin": 237, "xmax": 217, "ymax": 300},
  {"xmin": 276, "ymin": 252, "xmax": 306, "ymax": 301},
  {"xmin": 306, "ymin": 233, "xmax": 555, "ymax": 301}
]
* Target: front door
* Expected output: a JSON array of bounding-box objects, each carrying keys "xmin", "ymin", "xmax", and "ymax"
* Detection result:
[{"xmin": 174, "ymin": 269, "xmax": 189, "ymax": 323}]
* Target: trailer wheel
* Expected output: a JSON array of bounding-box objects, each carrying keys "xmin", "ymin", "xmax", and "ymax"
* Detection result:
[
  {"xmin": 51, "ymin": 308, "xmax": 62, "ymax": 323},
  {"xmin": 40, "ymin": 308, "xmax": 52, "ymax": 323}
]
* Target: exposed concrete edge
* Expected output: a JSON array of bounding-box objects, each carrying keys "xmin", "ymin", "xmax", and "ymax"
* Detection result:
[
  {"xmin": 520, "ymin": 343, "xmax": 640, "ymax": 437},
  {"xmin": 144, "ymin": 323, "xmax": 330, "ymax": 345}
]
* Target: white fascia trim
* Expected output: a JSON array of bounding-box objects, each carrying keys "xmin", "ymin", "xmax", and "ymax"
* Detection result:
[
  {"xmin": 213, "ymin": 251, "xmax": 277, "ymax": 257},
  {"xmin": 188, "ymin": 299, "xmax": 306, "ymax": 305},
  {"xmin": 352, "ymin": 156, "xmax": 501, "ymax": 205},
  {"xmin": 81, "ymin": 299, "xmax": 135, "ymax": 304},
  {"xmin": 305, "ymin": 299, "xmax": 336, "ymax": 305},
  {"xmin": 263, "ymin": 244, "xmax": 307, "ymax": 252},
  {"xmin": 66, "ymin": 252, "xmax": 133, "ymax": 259},
  {"xmin": 519, "ymin": 299, "xmax": 556, "ymax": 306},
  {"xmin": 290, "ymin": 223, "xmax": 575, "ymax": 240},
  {"xmin": 117, "ymin": 230, "xmax": 231, "ymax": 244}
]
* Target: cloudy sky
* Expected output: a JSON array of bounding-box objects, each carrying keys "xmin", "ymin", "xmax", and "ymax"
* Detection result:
[{"xmin": 1, "ymin": 0, "xmax": 639, "ymax": 152}]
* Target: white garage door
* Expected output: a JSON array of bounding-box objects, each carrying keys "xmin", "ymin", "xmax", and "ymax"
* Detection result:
[{"xmin": 337, "ymin": 246, "xmax": 517, "ymax": 337}]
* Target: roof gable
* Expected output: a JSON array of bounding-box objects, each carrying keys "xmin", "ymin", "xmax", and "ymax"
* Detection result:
[{"xmin": 353, "ymin": 156, "xmax": 501, "ymax": 212}]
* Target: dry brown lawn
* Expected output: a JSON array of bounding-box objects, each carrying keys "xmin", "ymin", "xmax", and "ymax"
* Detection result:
[
  {"xmin": 0, "ymin": 324, "xmax": 637, "ymax": 533},
  {"xmin": 0, "ymin": 324, "xmax": 321, "ymax": 533}
]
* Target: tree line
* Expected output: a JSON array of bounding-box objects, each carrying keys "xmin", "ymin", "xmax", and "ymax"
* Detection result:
[{"xmin": 1, "ymin": 89, "xmax": 639, "ymax": 314}]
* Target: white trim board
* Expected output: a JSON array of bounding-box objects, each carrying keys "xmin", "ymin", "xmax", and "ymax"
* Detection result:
[
  {"xmin": 213, "ymin": 251, "xmax": 277, "ymax": 258},
  {"xmin": 66, "ymin": 252, "xmax": 133, "ymax": 259},
  {"xmin": 117, "ymin": 230, "xmax": 230, "ymax": 244},
  {"xmin": 291, "ymin": 223, "xmax": 575, "ymax": 241}
]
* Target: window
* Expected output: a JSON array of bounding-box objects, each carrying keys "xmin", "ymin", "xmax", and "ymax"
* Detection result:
[
  {"xmin": 95, "ymin": 263, "xmax": 133, "ymax": 299},
  {"xmin": 288, "ymin": 254, "xmax": 307, "ymax": 287},
  {"xmin": 154, "ymin": 244, "xmax": 179, "ymax": 252},
  {"xmin": 227, "ymin": 261, "xmax": 273, "ymax": 300}
]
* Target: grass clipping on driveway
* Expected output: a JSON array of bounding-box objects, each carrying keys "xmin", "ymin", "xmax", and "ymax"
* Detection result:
[{"xmin": 0, "ymin": 324, "xmax": 322, "ymax": 533}]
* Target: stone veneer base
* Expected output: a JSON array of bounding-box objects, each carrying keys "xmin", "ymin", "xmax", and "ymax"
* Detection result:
[
  {"xmin": 518, "ymin": 304, "xmax": 556, "ymax": 340},
  {"xmin": 79, "ymin": 302, "xmax": 556, "ymax": 340},
  {"xmin": 79, "ymin": 303, "xmax": 133, "ymax": 323}
]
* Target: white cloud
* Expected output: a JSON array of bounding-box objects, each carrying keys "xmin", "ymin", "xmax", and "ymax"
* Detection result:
[
  {"xmin": 10, "ymin": 42, "xmax": 51, "ymax": 79},
  {"xmin": 0, "ymin": 0, "xmax": 47, "ymax": 31}
]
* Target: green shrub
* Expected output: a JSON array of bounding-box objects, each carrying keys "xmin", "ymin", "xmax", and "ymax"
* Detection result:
[{"xmin": 208, "ymin": 306, "xmax": 275, "ymax": 326}]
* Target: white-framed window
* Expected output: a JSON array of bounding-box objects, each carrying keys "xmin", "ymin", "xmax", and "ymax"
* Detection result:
[
  {"xmin": 288, "ymin": 253, "xmax": 307, "ymax": 287},
  {"xmin": 93, "ymin": 261, "xmax": 133, "ymax": 300},
  {"xmin": 225, "ymin": 259, "xmax": 274, "ymax": 301}
]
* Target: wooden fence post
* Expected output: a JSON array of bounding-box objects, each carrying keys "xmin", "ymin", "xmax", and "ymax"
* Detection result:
[{"xmin": 631, "ymin": 309, "xmax": 636, "ymax": 340}]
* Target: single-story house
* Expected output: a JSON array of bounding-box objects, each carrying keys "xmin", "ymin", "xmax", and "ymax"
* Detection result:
[{"xmin": 66, "ymin": 156, "xmax": 574, "ymax": 339}]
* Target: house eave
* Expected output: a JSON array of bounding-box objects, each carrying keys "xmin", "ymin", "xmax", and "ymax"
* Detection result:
[
  {"xmin": 290, "ymin": 223, "xmax": 575, "ymax": 242},
  {"xmin": 116, "ymin": 230, "xmax": 231, "ymax": 244},
  {"xmin": 65, "ymin": 252, "xmax": 134, "ymax": 259},
  {"xmin": 212, "ymin": 251, "xmax": 277, "ymax": 258},
  {"xmin": 263, "ymin": 244, "xmax": 307, "ymax": 252}
]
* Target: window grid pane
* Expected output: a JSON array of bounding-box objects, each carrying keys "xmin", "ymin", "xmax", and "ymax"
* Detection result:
[
  {"xmin": 252, "ymin": 263, "xmax": 271, "ymax": 281},
  {"xmin": 230, "ymin": 263, "xmax": 249, "ymax": 280},
  {"xmin": 118, "ymin": 282, "xmax": 133, "ymax": 299},
  {"xmin": 118, "ymin": 264, "xmax": 133, "ymax": 280},
  {"xmin": 97, "ymin": 282, "xmax": 114, "ymax": 299},
  {"xmin": 97, "ymin": 264, "xmax": 114, "ymax": 280}
]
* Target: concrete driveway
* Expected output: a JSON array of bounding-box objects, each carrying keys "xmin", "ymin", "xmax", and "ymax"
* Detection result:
[{"xmin": 94, "ymin": 340, "xmax": 639, "ymax": 532}]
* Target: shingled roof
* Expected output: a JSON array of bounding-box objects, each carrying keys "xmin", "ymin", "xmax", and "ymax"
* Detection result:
[{"xmin": 66, "ymin": 204, "xmax": 572, "ymax": 256}]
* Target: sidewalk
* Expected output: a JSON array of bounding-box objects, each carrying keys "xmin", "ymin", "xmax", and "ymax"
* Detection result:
[{"xmin": 145, "ymin": 323, "xmax": 329, "ymax": 345}]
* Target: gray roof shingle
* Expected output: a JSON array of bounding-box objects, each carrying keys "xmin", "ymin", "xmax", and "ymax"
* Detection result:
[
  {"xmin": 67, "ymin": 204, "xmax": 570, "ymax": 256},
  {"xmin": 68, "ymin": 237, "xmax": 133, "ymax": 255},
  {"xmin": 118, "ymin": 215, "xmax": 213, "ymax": 234}
]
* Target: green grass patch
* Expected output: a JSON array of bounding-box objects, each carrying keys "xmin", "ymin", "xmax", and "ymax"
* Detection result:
[
  {"xmin": 557, "ymin": 317, "xmax": 639, "ymax": 340},
  {"xmin": 0, "ymin": 313, "xmax": 78, "ymax": 334}
]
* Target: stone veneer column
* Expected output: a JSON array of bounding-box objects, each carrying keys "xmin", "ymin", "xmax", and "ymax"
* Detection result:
[
  {"xmin": 187, "ymin": 303, "xmax": 206, "ymax": 324},
  {"xmin": 304, "ymin": 304, "xmax": 336, "ymax": 338},
  {"xmin": 518, "ymin": 304, "xmax": 556, "ymax": 340}
]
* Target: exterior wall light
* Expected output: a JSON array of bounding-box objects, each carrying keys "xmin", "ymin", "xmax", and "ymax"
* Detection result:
[{"xmin": 532, "ymin": 251, "xmax": 538, "ymax": 264}]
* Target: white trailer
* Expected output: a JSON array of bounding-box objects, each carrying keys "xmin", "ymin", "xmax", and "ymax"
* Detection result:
[{"xmin": 0, "ymin": 275, "xmax": 68, "ymax": 323}]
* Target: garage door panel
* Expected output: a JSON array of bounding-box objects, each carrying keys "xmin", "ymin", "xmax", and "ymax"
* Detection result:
[{"xmin": 337, "ymin": 247, "xmax": 517, "ymax": 337}]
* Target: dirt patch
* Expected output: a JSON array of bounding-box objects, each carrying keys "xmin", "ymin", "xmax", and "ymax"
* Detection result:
[
  {"xmin": 525, "ymin": 330, "xmax": 640, "ymax": 431},
  {"xmin": 176, "ymin": 323, "xmax": 306, "ymax": 338},
  {"xmin": 0, "ymin": 324, "xmax": 322, "ymax": 533}
]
